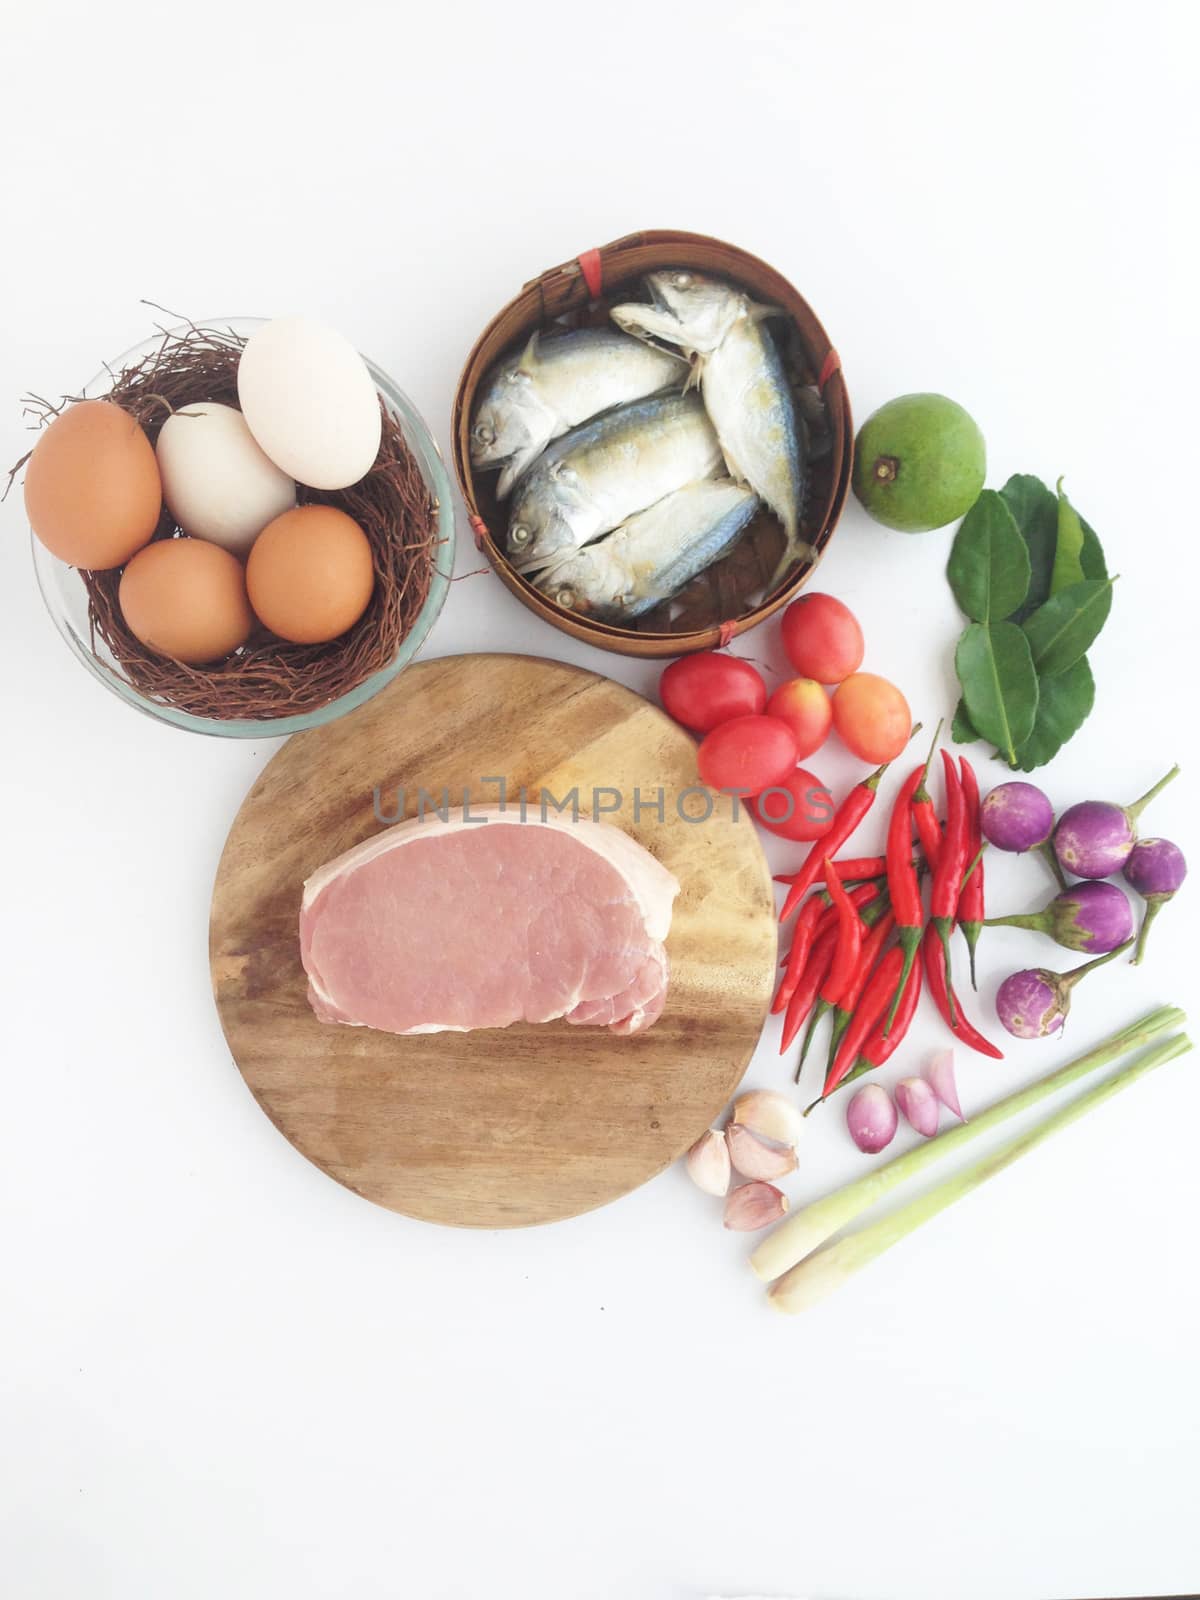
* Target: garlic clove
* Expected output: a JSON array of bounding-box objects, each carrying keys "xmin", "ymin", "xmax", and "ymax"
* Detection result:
[
  {"xmin": 726, "ymin": 1121, "xmax": 799, "ymax": 1181},
  {"xmin": 723, "ymin": 1180, "xmax": 789, "ymax": 1231},
  {"xmin": 731, "ymin": 1088, "xmax": 803, "ymax": 1148},
  {"xmin": 684, "ymin": 1127, "xmax": 731, "ymax": 1196}
]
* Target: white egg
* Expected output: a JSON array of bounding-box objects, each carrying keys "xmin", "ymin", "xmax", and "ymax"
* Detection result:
[
  {"xmin": 237, "ymin": 317, "xmax": 383, "ymax": 490},
  {"xmin": 156, "ymin": 402, "xmax": 296, "ymax": 555}
]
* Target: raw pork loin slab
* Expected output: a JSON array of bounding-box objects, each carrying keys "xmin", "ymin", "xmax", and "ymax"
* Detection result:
[{"xmin": 299, "ymin": 807, "xmax": 680, "ymax": 1037}]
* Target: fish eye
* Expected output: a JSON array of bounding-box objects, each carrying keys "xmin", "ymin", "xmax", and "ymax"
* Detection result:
[
  {"xmin": 510, "ymin": 525, "xmax": 532, "ymax": 546},
  {"xmin": 473, "ymin": 423, "xmax": 494, "ymax": 444},
  {"xmin": 673, "ymin": 272, "xmax": 692, "ymax": 288},
  {"xmin": 554, "ymin": 588, "xmax": 576, "ymax": 609}
]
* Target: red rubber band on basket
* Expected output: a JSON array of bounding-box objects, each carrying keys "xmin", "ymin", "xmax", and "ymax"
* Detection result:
[
  {"xmin": 817, "ymin": 348, "xmax": 842, "ymax": 390},
  {"xmin": 469, "ymin": 514, "xmax": 489, "ymax": 552},
  {"xmin": 716, "ymin": 621, "xmax": 736, "ymax": 648},
  {"xmin": 578, "ymin": 248, "xmax": 603, "ymax": 300}
]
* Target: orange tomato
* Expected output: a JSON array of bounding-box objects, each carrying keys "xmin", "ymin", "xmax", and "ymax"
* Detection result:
[
  {"xmin": 831, "ymin": 672, "xmax": 912, "ymax": 763},
  {"xmin": 766, "ymin": 677, "xmax": 833, "ymax": 759}
]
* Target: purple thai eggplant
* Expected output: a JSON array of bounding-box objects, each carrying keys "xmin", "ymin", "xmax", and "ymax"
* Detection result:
[
  {"xmin": 984, "ymin": 879, "xmax": 1134, "ymax": 953},
  {"xmin": 980, "ymin": 780, "xmax": 1066, "ymax": 888},
  {"xmin": 981, "ymin": 782, "xmax": 1054, "ymax": 852},
  {"xmin": 995, "ymin": 941, "xmax": 1133, "ymax": 1039},
  {"xmin": 1123, "ymin": 837, "xmax": 1187, "ymax": 964},
  {"xmin": 1053, "ymin": 765, "xmax": 1180, "ymax": 879}
]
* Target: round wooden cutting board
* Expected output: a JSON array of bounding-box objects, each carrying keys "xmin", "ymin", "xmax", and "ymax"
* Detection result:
[{"xmin": 210, "ymin": 653, "xmax": 777, "ymax": 1227}]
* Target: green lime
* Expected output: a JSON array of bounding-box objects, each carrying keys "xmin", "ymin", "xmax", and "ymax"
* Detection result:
[{"xmin": 852, "ymin": 393, "xmax": 986, "ymax": 533}]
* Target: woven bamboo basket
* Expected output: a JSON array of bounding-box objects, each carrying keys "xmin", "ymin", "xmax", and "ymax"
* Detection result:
[{"xmin": 451, "ymin": 229, "xmax": 852, "ymax": 657}]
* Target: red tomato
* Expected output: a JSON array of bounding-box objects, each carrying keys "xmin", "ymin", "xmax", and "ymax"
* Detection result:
[
  {"xmin": 660, "ymin": 652, "xmax": 767, "ymax": 733},
  {"xmin": 781, "ymin": 593, "xmax": 865, "ymax": 684},
  {"xmin": 697, "ymin": 714, "xmax": 797, "ymax": 797},
  {"xmin": 765, "ymin": 677, "xmax": 833, "ymax": 760},
  {"xmin": 831, "ymin": 672, "xmax": 912, "ymax": 763},
  {"xmin": 751, "ymin": 767, "xmax": 836, "ymax": 841}
]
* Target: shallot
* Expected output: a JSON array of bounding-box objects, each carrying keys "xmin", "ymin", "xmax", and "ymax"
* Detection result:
[
  {"xmin": 895, "ymin": 1077, "xmax": 940, "ymax": 1137},
  {"xmin": 846, "ymin": 1084, "xmax": 897, "ymax": 1153},
  {"xmin": 925, "ymin": 1050, "xmax": 965, "ymax": 1122}
]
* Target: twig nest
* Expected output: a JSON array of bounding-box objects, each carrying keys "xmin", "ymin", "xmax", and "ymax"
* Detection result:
[{"xmin": 19, "ymin": 319, "xmax": 438, "ymax": 721}]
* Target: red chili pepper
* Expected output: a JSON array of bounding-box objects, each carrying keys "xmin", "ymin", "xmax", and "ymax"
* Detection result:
[
  {"xmin": 881, "ymin": 757, "xmax": 929, "ymax": 1032},
  {"xmin": 823, "ymin": 907, "xmax": 895, "ymax": 1067},
  {"xmin": 821, "ymin": 943, "xmax": 905, "ymax": 1097},
  {"xmin": 860, "ymin": 951, "xmax": 922, "ymax": 1070},
  {"xmin": 912, "ymin": 807, "xmax": 943, "ymax": 869},
  {"xmin": 774, "ymin": 855, "xmax": 887, "ymax": 888},
  {"xmin": 921, "ymin": 922, "xmax": 1003, "ymax": 1058},
  {"xmin": 795, "ymin": 1001, "xmax": 827, "ymax": 1079},
  {"xmin": 929, "ymin": 749, "xmax": 969, "ymax": 1021},
  {"xmin": 773, "ymin": 880, "xmax": 880, "ymax": 1013},
  {"xmin": 772, "ymin": 893, "xmax": 825, "ymax": 1014},
  {"xmin": 910, "ymin": 718, "xmax": 945, "ymax": 869},
  {"xmin": 835, "ymin": 907, "xmax": 894, "ymax": 1009},
  {"xmin": 796, "ymin": 898, "xmax": 892, "ymax": 1079},
  {"xmin": 826, "ymin": 954, "xmax": 924, "ymax": 1102},
  {"xmin": 957, "ymin": 755, "xmax": 985, "ymax": 989},
  {"xmin": 778, "ymin": 736, "xmax": 918, "ymax": 923},
  {"xmin": 887, "ymin": 768, "xmax": 925, "ymax": 926},
  {"xmin": 780, "ymin": 921, "xmax": 838, "ymax": 1054},
  {"xmin": 820, "ymin": 861, "xmax": 865, "ymax": 1008},
  {"xmin": 931, "ymin": 749, "xmax": 967, "ymax": 920}
]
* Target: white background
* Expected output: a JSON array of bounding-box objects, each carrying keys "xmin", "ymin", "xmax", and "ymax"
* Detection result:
[{"xmin": 2, "ymin": 4, "xmax": 1197, "ymax": 1597}]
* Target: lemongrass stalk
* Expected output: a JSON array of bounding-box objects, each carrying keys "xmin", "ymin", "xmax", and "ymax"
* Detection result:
[
  {"xmin": 750, "ymin": 1005, "xmax": 1184, "ymax": 1282},
  {"xmin": 769, "ymin": 1031, "xmax": 1192, "ymax": 1313}
]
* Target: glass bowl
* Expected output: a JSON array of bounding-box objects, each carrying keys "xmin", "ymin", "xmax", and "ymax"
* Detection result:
[{"xmin": 30, "ymin": 317, "xmax": 456, "ymax": 738}]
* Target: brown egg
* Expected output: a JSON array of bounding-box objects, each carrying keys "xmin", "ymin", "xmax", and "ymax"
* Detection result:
[
  {"xmin": 246, "ymin": 504, "xmax": 375, "ymax": 644},
  {"xmin": 119, "ymin": 538, "xmax": 254, "ymax": 664},
  {"xmin": 24, "ymin": 399, "xmax": 162, "ymax": 569}
]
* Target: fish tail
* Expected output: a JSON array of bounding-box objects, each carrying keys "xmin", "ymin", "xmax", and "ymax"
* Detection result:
[{"xmin": 766, "ymin": 533, "xmax": 817, "ymax": 595}]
